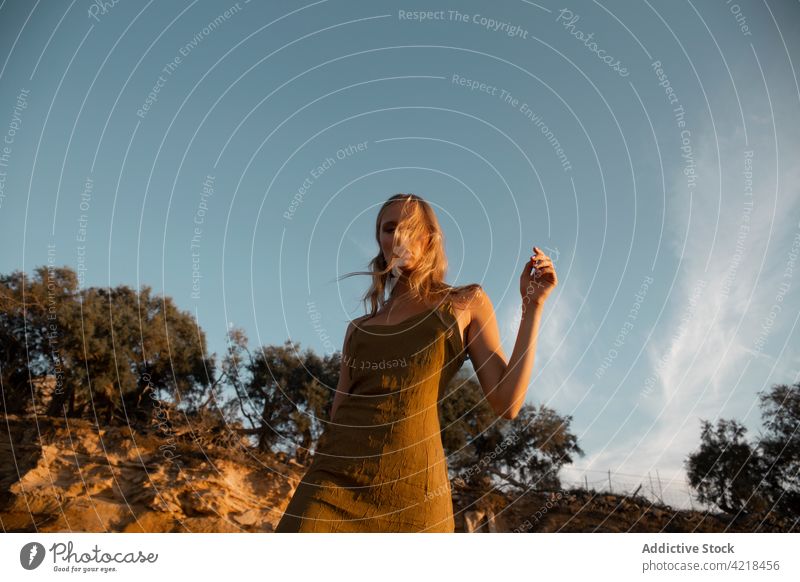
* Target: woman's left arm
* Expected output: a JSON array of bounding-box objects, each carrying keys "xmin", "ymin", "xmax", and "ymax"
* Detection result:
[{"xmin": 465, "ymin": 247, "xmax": 557, "ymax": 420}]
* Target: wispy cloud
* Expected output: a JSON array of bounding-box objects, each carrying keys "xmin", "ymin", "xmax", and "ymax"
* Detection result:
[{"xmin": 600, "ymin": 110, "xmax": 800, "ymax": 499}]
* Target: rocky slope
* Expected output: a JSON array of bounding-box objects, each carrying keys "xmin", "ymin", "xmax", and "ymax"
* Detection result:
[{"xmin": 0, "ymin": 414, "xmax": 790, "ymax": 533}]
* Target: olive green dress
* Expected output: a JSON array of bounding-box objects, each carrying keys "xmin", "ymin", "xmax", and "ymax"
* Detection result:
[{"xmin": 276, "ymin": 299, "xmax": 467, "ymax": 532}]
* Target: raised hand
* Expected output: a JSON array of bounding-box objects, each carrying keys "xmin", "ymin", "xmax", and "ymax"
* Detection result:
[{"xmin": 520, "ymin": 246, "xmax": 558, "ymax": 306}]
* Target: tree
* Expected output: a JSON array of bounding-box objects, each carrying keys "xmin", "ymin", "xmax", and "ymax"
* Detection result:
[
  {"xmin": 240, "ymin": 340, "xmax": 339, "ymax": 461},
  {"xmin": 439, "ymin": 371, "xmax": 583, "ymax": 492},
  {"xmin": 758, "ymin": 382, "xmax": 800, "ymax": 518},
  {"xmin": 0, "ymin": 266, "xmax": 215, "ymax": 423},
  {"xmin": 501, "ymin": 403, "xmax": 584, "ymax": 490},
  {"xmin": 54, "ymin": 284, "xmax": 216, "ymax": 423},
  {"xmin": 686, "ymin": 419, "xmax": 768, "ymax": 514},
  {"xmin": 686, "ymin": 382, "xmax": 800, "ymax": 520},
  {"xmin": 0, "ymin": 267, "xmax": 80, "ymax": 415}
]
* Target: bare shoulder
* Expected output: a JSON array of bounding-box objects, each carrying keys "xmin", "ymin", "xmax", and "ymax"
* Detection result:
[
  {"xmin": 349, "ymin": 313, "xmax": 371, "ymax": 326},
  {"xmin": 344, "ymin": 315, "xmax": 365, "ymax": 336},
  {"xmin": 346, "ymin": 313, "xmax": 371, "ymax": 335},
  {"xmin": 450, "ymin": 284, "xmax": 488, "ymax": 325},
  {"xmin": 340, "ymin": 316, "xmax": 368, "ymax": 361}
]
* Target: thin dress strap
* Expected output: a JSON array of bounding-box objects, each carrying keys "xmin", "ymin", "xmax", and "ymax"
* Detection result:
[{"xmin": 435, "ymin": 298, "xmax": 469, "ymax": 362}]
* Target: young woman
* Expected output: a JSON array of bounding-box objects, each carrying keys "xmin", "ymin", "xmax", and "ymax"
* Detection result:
[{"xmin": 275, "ymin": 193, "xmax": 557, "ymax": 532}]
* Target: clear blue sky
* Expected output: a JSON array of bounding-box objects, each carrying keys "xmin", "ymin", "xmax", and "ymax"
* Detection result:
[{"xmin": 2, "ymin": 0, "xmax": 799, "ymax": 506}]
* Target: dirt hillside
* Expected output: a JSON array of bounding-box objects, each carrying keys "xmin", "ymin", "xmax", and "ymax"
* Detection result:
[{"xmin": 0, "ymin": 414, "xmax": 789, "ymax": 533}]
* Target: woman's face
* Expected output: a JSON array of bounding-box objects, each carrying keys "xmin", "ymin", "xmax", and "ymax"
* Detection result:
[{"xmin": 379, "ymin": 202, "xmax": 422, "ymax": 272}]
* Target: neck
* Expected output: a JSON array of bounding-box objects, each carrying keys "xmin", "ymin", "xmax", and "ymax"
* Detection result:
[{"xmin": 387, "ymin": 275, "xmax": 413, "ymax": 303}]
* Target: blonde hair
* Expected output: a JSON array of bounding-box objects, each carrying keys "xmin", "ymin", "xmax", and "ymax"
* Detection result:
[{"xmin": 340, "ymin": 193, "xmax": 480, "ymax": 317}]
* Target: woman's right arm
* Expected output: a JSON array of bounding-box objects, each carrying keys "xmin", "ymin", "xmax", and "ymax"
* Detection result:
[{"xmin": 330, "ymin": 321, "xmax": 357, "ymax": 422}]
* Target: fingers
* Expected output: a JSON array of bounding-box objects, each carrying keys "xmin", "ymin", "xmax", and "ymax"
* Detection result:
[
  {"xmin": 528, "ymin": 246, "xmax": 556, "ymax": 276},
  {"xmin": 529, "ymin": 264, "xmax": 556, "ymax": 280},
  {"xmin": 523, "ymin": 257, "xmax": 536, "ymax": 274},
  {"xmin": 530, "ymin": 247, "xmax": 550, "ymax": 262},
  {"xmin": 531, "ymin": 256, "xmax": 553, "ymax": 269}
]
